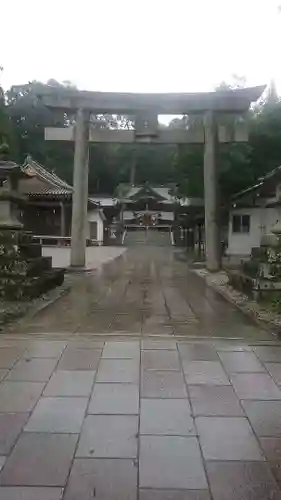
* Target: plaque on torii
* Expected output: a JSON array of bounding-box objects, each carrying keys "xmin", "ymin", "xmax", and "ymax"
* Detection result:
[{"xmin": 35, "ymin": 86, "xmax": 265, "ymax": 271}]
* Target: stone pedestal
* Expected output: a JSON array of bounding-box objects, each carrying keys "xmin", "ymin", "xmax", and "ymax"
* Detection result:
[
  {"xmin": 0, "ymin": 191, "xmax": 23, "ymax": 229},
  {"xmin": 0, "ymin": 229, "xmax": 65, "ymax": 300}
]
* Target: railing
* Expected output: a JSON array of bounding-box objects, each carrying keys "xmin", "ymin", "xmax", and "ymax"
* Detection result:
[{"xmin": 33, "ymin": 235, "xmax": 95, "ymax": 246}]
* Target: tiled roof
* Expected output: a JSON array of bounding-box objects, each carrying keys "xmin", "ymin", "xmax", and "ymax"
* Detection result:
[
  {"xmin": 21, "ymin": 156, "xmax": 73, "ymax": 197},
  {"xmin": 119, "ymin": 184, "xmax": 176, "ymax": 203},
  {"xmin": 232, "ymin": 166, "xmax": 281, "ymax": 201},
  {"xmin": 20, "ymin": 156, "xmax": 97, "ymax": 206},
  {"xmin": 89, "ymin": 196, "xmax": 117, "ymax": 207},
  {"xmin": 27, "ymin": 188, "xmax": 72, "ymax": 198}
]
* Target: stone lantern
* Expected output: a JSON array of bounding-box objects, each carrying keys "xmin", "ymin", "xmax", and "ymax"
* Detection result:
[
  {"xmin": 271, "ymin": 221, "xmax": 281, "ymax": 239},
  {"xmin": 0, "ymin": 160, "xmax": 65, "ymax": 301}
]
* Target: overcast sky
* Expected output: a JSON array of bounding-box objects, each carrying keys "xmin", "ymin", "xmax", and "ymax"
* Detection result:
[{"xmin": 1, "ymin": 0, "xmax": 280, "ymax": 94}]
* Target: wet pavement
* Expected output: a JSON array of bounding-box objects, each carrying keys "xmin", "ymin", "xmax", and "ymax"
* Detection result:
[
  {"xmin": 1, "ymin": 239, "xmax": 281, "ymax": 498},
  {"xmin": 8, "ymin": 244, "xmax": 273, "ymax": 340},
  {"xmin": 0, "ymin": 339, "xmax": 281, "ymax": 498}
]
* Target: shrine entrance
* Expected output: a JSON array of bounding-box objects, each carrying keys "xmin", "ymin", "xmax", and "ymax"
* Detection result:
[{"xmin": 35, "ymin": 86, "xmax": 265, "ymax": 271}]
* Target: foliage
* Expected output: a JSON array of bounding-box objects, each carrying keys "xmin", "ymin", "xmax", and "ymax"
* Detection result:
[
  {"xmin": 0, "ymin": 69, "xmax": 16, "ymax": 160},
  {"xmin": 1, "ymin": 76, "xmax": 281, "ymax": 199},
  {"xmin": 174, "ymin": 81, "xmax": 281, "ymax": 200},
  {"xmin": 265, "ymin": 295, "xmax": 281, "ymax": 313},
  {"xmin": 243, "ymin": 260, "xmax": 260, "ymax": 278}
]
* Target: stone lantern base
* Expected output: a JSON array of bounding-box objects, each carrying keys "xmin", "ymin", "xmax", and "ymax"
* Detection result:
[{"xmin": 0, "ymin": 228, "xmax": 65, "ymax": 301}]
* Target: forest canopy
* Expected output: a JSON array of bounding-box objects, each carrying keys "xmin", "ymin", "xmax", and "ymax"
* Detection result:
[{"xmin": 1, "ymin": 75, "xmax": 280, "ymax": 200}]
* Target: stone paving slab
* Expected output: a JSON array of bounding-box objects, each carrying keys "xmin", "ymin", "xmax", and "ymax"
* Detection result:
[
  {"xmin": 0, "ymin": 381, "xmax": 45, "ymax": 412},
  {"xmin": 67, "ymin": 340, "xmax": 104, "ymax": 349},
  {"xmin": 0, "ymin": 487, "xmax": 64, "ymax": 500},
  {"xmin": 189, "ymin": 385, "xmax": 244, "ymax": 417},
  {"xmin": 218, "ymin": 351, "xmax": 266, "ymax": 373},
  {"xmin": 179, "ymin": 343, "xmax": 219, "ymax": 361},
  {"xmin": 0, "ymin": 413, "xmax": 30, "ymax": 455},
  {"xmin": 64, "ymin": 458, "xmax": 137, "ymax": 500},
  {"xmin": 23, "ymin": 341, "xmax": 67, "ymax": 358},
  {"xmin": 242, "ymin": 400, "xmax": 281, "ymax": 437},
  {"xmin": 254, "ymin": 345, "xmax": 281, "ymax": 362},
  {"xmin": 139, "ymin": 491, "xmax": 211, "ymax": 500},
  {"xmin": 57, "ymin": 347, "xmax": 102, "ymax": 370},
  {"xmin": 0, "ymin": 348, "xmax": 25, "ymax": 369},
  {"xmin": 265, "ymin": 363, "xmax": 281, "ymax": 385},
  {"xmin": 0, "ymin": 456, "xmax": 6, "ymax": 471},
  {"xmin": 230, "ymin": 373, "xmax": 281, "ymax": 400},
  {"xmin": 140, "ymin": 398, "xmax": 195, "ymax": 435},
  {"xmin": 89, "ymin": 383, "xmax": 139, "ymax": 414},
  {"xmin": 25, "ymin": 397, "xmax": 88, "ymax": 433},
  {"xmin": 141, "ymin": 369, "xmax": 187, "ymax": 398},
  {"xmin": 0, "ymin": 370, "xmax": 8, "ymax": 381},
  {"xmin": 5, "ymin": 357, "xmax": 58, "ymax": 382},
  {"xmin": 76, "ymin": 415, "xmax": 138, "ymax": 458},
  {"xmin": 44, "ymin": 370, "xmax": 96, "ymax": 397},
  {"xmin": 183, "ymin": 360, "xmax": 230, "ymax": 385},
  {"xmin": 0, "ymin": 433, "xmax": 78, "ymax": 486},
  {"xmin": 141, "ymin": 340, "xmax": 177, "ymax": 350},
  {"xmin": 139, "ymin": 435, "xmax": 208, "ymax": 489},
  {"xmin": 196, "ymin": 416, "xmax": 264, "ymax": 461},
  {"xmin": 142, "ymin": 350, "xmax": 181, "ymax": 370},
  {"xmin": 102, "ymin": 341, "xmax": 140, "ymax": 359},
  {"xmin": 96, "ymin": 358, "xmax": 139, "ymax": 383},
  {"xmin": 206, "ymin": 461, "xmax": 281, "ymax": 500}
]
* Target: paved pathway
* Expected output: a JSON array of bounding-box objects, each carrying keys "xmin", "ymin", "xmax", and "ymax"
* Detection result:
[
  {"xmin": 0, "ymin": 338, "xmax": 281, "ymax": 499},
  {"xmin": 11, "ymin": 246, "xmax": 272, "ymax": 339},
  {"xmin": 1, "ymin": 242, "xmax": 281, "ymax": 498}
]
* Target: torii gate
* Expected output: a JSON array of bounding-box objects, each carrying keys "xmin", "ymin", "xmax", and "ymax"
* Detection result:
[{"xmin": 36, "ymin": 86, "xmax": 265, "ymax": 271}]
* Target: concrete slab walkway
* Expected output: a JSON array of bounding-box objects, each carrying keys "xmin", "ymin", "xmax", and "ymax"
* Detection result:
[
  {"xmin": 1, "ymin": 242, "xmax": 281, "ymax": 498},
  {"xmin": 0, "ymin": 339, "xmax": 281, "ymax": 498}
]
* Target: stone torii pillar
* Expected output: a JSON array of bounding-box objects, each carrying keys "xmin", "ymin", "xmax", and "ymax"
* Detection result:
[
  {"xmin": 204, "ymin": 110, "xmax": 220, "ymax": 272},
  {"xmin": 70, "ymin": 108, "xmax": 90, "ymax": 268}
]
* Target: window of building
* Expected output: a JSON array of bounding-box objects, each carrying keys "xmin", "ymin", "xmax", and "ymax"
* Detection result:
[{"xmin": 232, "ymin": 214, "xmax": 250, "ymax": 233}]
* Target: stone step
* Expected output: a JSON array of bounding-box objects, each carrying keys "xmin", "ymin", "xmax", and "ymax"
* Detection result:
[
  {"xmin": 0, "ymin": 257, "xmax": 52, "ymax": 278},
  {"xmin": 27, "ymin": 256, "xmax": 52, "ymax": 277},
  {"xmin": 0, "ymin": 269, "xmax": 65, "ymax": 300}
]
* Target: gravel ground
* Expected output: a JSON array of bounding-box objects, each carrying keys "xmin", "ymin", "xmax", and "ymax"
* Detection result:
[
  {"xmin": 194, "ymin": 268, "xmax": 281, "ymax": 336},
  {"xmin": 0, "ymin": 274, "xmax": 74, "ymax": 332}
]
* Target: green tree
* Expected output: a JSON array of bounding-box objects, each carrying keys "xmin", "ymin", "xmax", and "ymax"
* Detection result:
[
  {"xmin": 0, "ymin": 68, "xmax": 17, "ymax": 160},
  {"xmin": 5, "ymin": 77, "xmax": 281, "ymax": 201}
]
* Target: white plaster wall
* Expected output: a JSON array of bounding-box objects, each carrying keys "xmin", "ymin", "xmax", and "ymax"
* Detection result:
[
  {"xmin": 87, "ymin": 209, "xmax": 104, "ymax": 243},
  {"xmin": 161, "ymin": 211, "xmax": 174, "ymax": 221},
  {"xmin": 227, "ymin": 207, "xmax": 280, "ymax": 256},
  {"xmin": 123, "ymin": 211, "xmax": 134, "ymax": 220},
  {"xmin": 263, "ymin": 207, "xmax": 281, "ymax": 232},
  {"xmin": 43, "ymin": 246, "xmax": 125, "ymax": 269}
]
